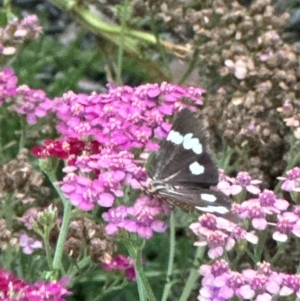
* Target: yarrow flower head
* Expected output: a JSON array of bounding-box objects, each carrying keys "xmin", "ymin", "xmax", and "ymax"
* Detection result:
[
  {"xmin": 0, "ymin": 68, "xmax": 18, "ymax": 105},
  {"xmin": 198, "ymin": 260, "xmax": 297, "ymax": 301},
  {"xmin": 272, "ymin": 211, "xmax": 300, "ymax": 242},
  {"xmin": 26, "ymin": 82, "xmax": 205, "ymax": 238},
  {"xmin": 232, "ymin": 189, "xmax": 289, "ymax": 230},
  {"xmin": 218, "ymin": 171, "xmax": 261, "ymax": 196},
  {"xmin": 0, "ymin": 268, "xmax": 71, "ymax": 300},
  {"xmin": 103, "ymin": 196, "xmax": 169, "ymax": 239},
  {"xmin": 278, "ymin": 167, "xmax": 300, "ymax": 192},
  {"xmin": 190, "ymin": 214, "xmax": 257, "ymax": 259},
  {"xmin": 19, "ymin": 234, "xmax": 43, "ymax": 254},
  {"xmin": 31, "ymin": 138, "xmax": 89, "ymax": 160},
  {"xmin": 10, "ymin": 85, "xmax": 53, "ymax": 125},
  {"xmin": 0, "ymin": 78, "xmax": 206, "ymax": 238}
]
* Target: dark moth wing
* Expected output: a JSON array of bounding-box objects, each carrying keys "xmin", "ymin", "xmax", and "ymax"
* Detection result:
[
  {"xmin": 153, "ymin": 108, "xmax": 218, "ymax": 187},
  {"xmin": 148, "ymin": 108, "xmax": 233, "ymax": 218},
  {"xmin": 156, "ymin": 187, "xmax": 232, "ymax": 215}
]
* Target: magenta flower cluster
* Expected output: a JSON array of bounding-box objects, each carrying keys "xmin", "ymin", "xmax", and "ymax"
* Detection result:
[
  {"xmin": 0, "ymin": 268, "xmax": 70, "ymax": 301},
  {"xmin": 102, "ymin": 254, "xmax": 136, "ymax": 281},
  {"xmin": 199, "ymin": 260, "xmax": 300, "ymax": 301},
  {"xmin": 51, "ymin": 85, "xmax": 203, "ymax": 216},
  {"xmin": 0, "ymin": 68, "xmax": 205, "ymax": 239}
]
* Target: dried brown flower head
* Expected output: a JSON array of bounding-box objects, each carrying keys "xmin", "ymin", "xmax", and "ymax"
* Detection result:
[
  {"xmin": 64, "ymin": 217, "xmax": 116, "ymax": 263},
  {"xmin": 0, "ymin": 149, "xmax": 50, "ymax": 200}
]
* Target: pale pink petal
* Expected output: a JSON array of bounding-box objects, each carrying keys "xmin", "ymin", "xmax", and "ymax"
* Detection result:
[
  {"xmin": 246, "ymin": 185, "xmax": 261, "ymax": 194},
  {"xmin": 252, "ymin": 218, "xmax": 267, "ymax": 230},
  {"xmin": 98, "ymin": 192, "xmax": 114, "ymax": 207},
  {"xmin": 245, "ymin": 232, "xmax": 258, "ymax": 244},
  {"xmin": 280, "ymin": 286, "xmax": 294, "ymax": 296},
  {"xmin": 273, "ymin": 231, "xmax": 288, "ymax": 242},
  {"xmin": 231, "ymin": 185, "xmax": 242, "ymax": 195},
  {"xmin": 239, "ymin": 284, "xmax": 255, "ymax": 299}
]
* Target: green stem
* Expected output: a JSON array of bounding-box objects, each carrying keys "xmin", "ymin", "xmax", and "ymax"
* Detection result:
[
  {"xmin": 179, "ymin": 246, "xmax": 205, "ymax": 301},
  {"xmin": 179, "ymin": 49, "xmax": 200, "ymax": 85},
  {"xmin": 268, "ymin": 242, "xmax": 286, "ymax": 265},
  {"xmin": 161, "ymin": 212, "xmax": 176, "ymax": 301},
  {"xmin": 3, "ymin": 0, "xmax": 11, "ymax": 9},
  {"xmin": 40, "ymin": 158, "xmax": 73, "ymax": 275},
  {"xmin": 125, "ymin": 235, "xmax": 157, "ymax": 301},
  {"xmin": 52, "ymin": 186, "xmax": 72, "ymax": 271},
  {"xmin": 19, "ymin": 118, "xmax": 26, "ymax": 151},
  {"xmin": 253, "ymin": 230, "xmax": 267, "ymax": 263},
  {"xmin": 116, "ymin": 0, "xmax": 129, "ymax": 85}
]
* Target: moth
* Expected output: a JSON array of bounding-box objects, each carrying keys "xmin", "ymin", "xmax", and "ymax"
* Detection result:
[{"xmin": 147, "ymin": 108, "xmax": 233, "ymax": 217}]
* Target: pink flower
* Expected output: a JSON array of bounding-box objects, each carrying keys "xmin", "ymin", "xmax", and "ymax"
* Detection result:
[
  {"xmin": 218, "ymin": 171, "xmax": 261, "ymax": 196},
  {"xmin": 0, "ymin": 68, "xmax": 18, "ymax": 104},
  {"xmin": 278, "ymin": 167, "xmax": 300, "ymax": 192},
  {"xmin": 233, "ymin": 190, "xmax": 289, "ymax": 230},
  {"xmin": 198, "ymin": 261, "xmax": 284, "ymax": 301},
  {"xmin": 102, "ymin": 206, "xmax": 129, "ymax": 235},
  {"xmin": 103, "ymin": 196, "xmax": 169, "ymax": 239},
  {"xmin": 0, "ymin": 268, "xmax": 71, "ymax": 300},
  {"xmin": 11, "ymin": 85, "xmax": 53, "ymax": 125},
  {"xmin": 190, "ymin": 214, "xmax": 257, "ymax": 259},
  {"xmin": 231, "ymin": 172, "xmax": 261, "ymax": 195},
  {"xmin": 272, "ymin": 212, "xmax": 300, "ymax": 242},
  {"xmin": 19, "ymin": 234, "xmax": 43, "ymax": 254},
  {"xmin": 30, "ymin": 83, "xmax": 204, "ymax": 214},
  {"xmin": 102, "ymin": 254, "xmax": 136, "ymax": 281},
  {"xmin": 18, "ymin": 208, "xmax": 39, "ymax": 230}
]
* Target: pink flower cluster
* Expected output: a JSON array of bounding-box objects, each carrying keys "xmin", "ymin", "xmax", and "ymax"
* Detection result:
[
  {"xmin": 0, "ymin": 68, "xmax": 206, "ymax": 238},
  {"xmin": 278, "ymin": 167, "xmax": 300, "ymax": 192},
  {"xmin": 199, "ymin": 260, "xmax": 300, "ymax": 301},
  {"xmin": 102, "ymin": 254, "xmax": 136, "ymax": 281},
  {"xmin": 272, "ymin": 206, "xmax": 300, "ymax": 242},
  {"xmin": 19, "ymin": 233, "xmax": 43, "ymax": 254},
  {"xmin": 190, "ymin": 214, "xmax": 257, "ymax": 259},
  {"xmin": 233, "ymin": 189, "xmax": 289, "ymax": 230},
  {"xmin": 0, "ymin": 68, "xmax": 18, "ymax": 104},
  {"xmin": 0, "ymin": 268, "xmax": 70, "ymax": 301},
  {"xmin": 0, "ymin": 69, "xmax": 52, "ymax": 122},
  {"xmin": 11, "ymin": 85, "xmax": 53, "ymax": 124},
  {"xmin": 218, "ymin": 171, "xmax": 261, "ymax": 196},
  {"xmin": 103, "ymin": 196, "xmax": 170, "ymax": 239},
  {"xmin": 44, "ymin": 84, "xmax": 204, "ymax": 214}
]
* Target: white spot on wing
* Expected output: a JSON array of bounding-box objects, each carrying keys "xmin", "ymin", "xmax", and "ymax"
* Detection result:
[
  {"xmin": 201, "ymin": 193, "xmax": 217, "ymax": 202},
  {"xmin": 183, "ymin": 133, "xmax": 202, "ymax": 154},
  {"xmin": 192, "ymin": 143, "xmax": 202, "ymax": 154},
  {"xmin": 183, "ymin": 133, "xmax": 193, "ymax": 141},
  {"xmin": 196, "ymin": 206, "xmax": 229, "ymax": 214},
  {"xmin": 167, "ymin": 130, "xmax": 183, "ymax": 144},
  {"xmin": 189, "ymin": 162, "xmax": 204, "ymax": 175}
]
